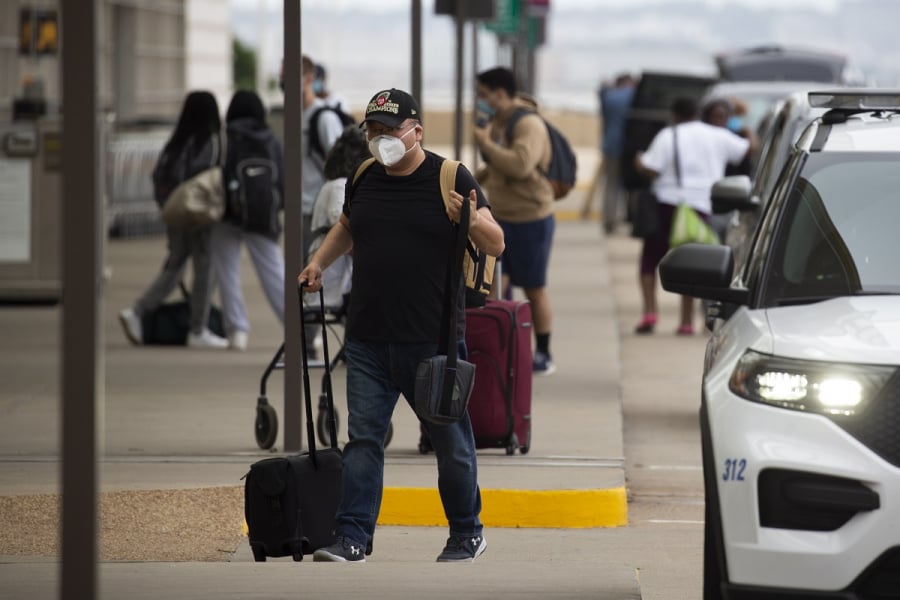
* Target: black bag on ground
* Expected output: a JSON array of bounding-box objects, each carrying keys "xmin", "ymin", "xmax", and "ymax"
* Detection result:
[
  {"xmin": 141, "ymin": 282, "xmax": 225, "ymax": 345},
  {"xmin": 244, "ymin": 285, "xmax": 342, "ymax": 562}
]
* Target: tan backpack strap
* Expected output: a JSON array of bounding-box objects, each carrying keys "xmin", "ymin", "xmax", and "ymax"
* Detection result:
[
  {"xmin": 439, "ymin": 159, "xmax": 461, "ymax": 219},
  {"xmin": 352, "ymin": 157, "xmax": 377, "ymax": 185}
]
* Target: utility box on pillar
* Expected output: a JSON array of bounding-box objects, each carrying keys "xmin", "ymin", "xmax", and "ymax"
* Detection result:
[{"xmin": 0, "ymin": 117, "xmax": 62, "ymax": 302}]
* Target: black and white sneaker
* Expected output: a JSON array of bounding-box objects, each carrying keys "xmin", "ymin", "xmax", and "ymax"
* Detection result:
[
  {"xmin": 436, "ymin": 534, "xmax": 487, "ymax": 562},
  {"xmin": 313, "ymin": 536, "xmax": 366, "ymax": 562}
]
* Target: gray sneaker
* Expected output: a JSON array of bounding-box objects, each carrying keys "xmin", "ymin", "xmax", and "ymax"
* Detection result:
[
  {"xmin": 313, "ymin": 536, "xmax": 366, "ymax": 562},
  {"xmin": 436, "ymin": 534, "xmax": 487, "ymax": 562}
]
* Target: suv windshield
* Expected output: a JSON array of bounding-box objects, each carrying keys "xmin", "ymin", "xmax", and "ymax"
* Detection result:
[{"xmin": 763, "ymin": 152, "xmax": 900, "ymax": 305}]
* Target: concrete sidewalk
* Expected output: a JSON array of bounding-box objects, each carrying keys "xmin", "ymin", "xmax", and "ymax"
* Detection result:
[{"xmin": 0, "ymin": 164, "xmax": 675, "ymax": 597}]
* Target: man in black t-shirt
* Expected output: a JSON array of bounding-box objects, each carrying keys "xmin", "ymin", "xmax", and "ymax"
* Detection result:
[{"xmin": 299, "ymin": 88, "xmax": 504, "ymax": 563}]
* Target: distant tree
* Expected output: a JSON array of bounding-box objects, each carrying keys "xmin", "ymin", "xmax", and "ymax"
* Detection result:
[{"xmin": 233, "ymin": 37, "xmax": 257, "ymax": 91}]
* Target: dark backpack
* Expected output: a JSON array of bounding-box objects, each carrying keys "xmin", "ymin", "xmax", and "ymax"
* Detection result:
[
  {"xmin": 506, "ymin": 108, "xmax": 578, "ymax": 199},
  {"xmin": 309, "ymin": 105, "xmax": 356, "ymax": 161},
  {"xmin": 224, "ymin": 126, "xmax": 282, "ymax": 237}
]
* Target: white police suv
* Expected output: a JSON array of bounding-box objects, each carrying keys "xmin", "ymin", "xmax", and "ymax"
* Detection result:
[{"xmin": 660, "ymin": 90, "xmax": 900, "ymax": 599}]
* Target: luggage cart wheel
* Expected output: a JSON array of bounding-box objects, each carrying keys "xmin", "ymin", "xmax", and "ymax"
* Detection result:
[
  {"xmin": 316, "ymin": 404, "xmax": 341, "ymax": 447},
  {"xmin": 255, "ymin": 399, "xmax": 279, "ymax": 450},
  {"xmin": 505, "ymin": 433, "xmax": 519, "ymax": 456}
]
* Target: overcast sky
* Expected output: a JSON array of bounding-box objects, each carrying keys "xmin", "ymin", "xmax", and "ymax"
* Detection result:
[
  {"xmin": 234, "ymin": 0, "xmax": 877, "ymax": 112},
  {"xmin": 233, "ymin": 0, "xmax": 842, "ymax": 12}
]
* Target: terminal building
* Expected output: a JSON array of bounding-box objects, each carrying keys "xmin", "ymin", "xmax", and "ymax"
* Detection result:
[{"xmin": 0, "ymin": 0, "xmax": 232, "ymax": 300}]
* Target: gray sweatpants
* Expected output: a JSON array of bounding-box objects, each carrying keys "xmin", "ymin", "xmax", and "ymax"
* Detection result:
[
  {"xmin": 210, "ymin": 222, "xmax": 285, "ymax": 335},
  {"xmin": 133, "ymin": 225, "xmax": 213, "ymax": 334}
]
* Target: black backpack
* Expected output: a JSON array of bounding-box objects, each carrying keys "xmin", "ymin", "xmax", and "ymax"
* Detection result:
[
  {"xmin": 224, "ymin": 125, "xmax": 282, "ymax": 237},
  {"xmin": 506, "ymin": 108, "xmax": 578, "ymax": 200},
  {"xmin": 309, "ymin": 105, "xmax": 356, "ymax": 161}
]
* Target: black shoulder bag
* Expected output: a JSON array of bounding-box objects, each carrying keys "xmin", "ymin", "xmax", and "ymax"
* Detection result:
[
  {"xmin": 413, "ymin": 195, "xmax": 477, "ymax": 425},
  {"xmin": 631, "ymin": 125, "xmax": 681, "ymax": 240}
]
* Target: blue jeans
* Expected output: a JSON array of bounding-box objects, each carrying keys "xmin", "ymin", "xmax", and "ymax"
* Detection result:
[{"xmin": 337, "ymin": 337, "xmax": 483, "ymax": 548}]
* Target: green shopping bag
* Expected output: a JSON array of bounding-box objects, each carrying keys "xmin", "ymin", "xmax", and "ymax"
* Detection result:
[{"xmin": 669, "ymin": 203, "xmax": 720, "ymax": 247}]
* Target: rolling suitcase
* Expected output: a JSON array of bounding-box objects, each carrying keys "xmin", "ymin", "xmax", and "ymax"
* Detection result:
[
  {"xmin": 465, "ymin": 299, "xmax": 533, "ymax": 455},
  {"xmin": 243, "ymin": 284, "xmax": 342, "ymax": 562}
]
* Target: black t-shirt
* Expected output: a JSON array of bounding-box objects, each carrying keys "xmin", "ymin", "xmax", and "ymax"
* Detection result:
[{"xmin": 343, "ymin": 150, "xmax": 489, "ymax": 343}]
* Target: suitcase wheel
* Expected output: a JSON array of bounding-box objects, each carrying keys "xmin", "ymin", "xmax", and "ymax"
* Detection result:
[
  {"xmin": 292, "ymin": 552, "xmax": 303, "ymax": 562},
  {"xmin": 505, "ymin": 433, "xmax": 519, "ymax": 456},
  {"xmin": 250, "ymin": 544, "xmax": 267, "ymax": 562},
  {"xmin": 255, "ymin": 399, "xmax": 279, "ymax": 450},
  {"xmin": 519, "ymin": 422, "xmax": 531, "ymax": 455}
]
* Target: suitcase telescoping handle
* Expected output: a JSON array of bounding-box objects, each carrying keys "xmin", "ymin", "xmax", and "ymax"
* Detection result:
[{"xmin": 298, "ymin": 282, "xmax": 339, "ymax": 461}]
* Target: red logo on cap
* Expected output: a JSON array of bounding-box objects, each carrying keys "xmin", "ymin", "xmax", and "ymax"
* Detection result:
[{"xmin": 376, "ymin": 92, "xmax": 389, "ymax": 107}]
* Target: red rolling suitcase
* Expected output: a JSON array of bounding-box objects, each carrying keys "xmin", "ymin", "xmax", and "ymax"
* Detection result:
[{"xmin": 464, "ymin": 299, "xmax": 533, "ymax": 455}]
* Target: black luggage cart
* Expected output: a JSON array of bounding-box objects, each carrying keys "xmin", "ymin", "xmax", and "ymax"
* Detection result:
[{"xmin": 253, "ymin": 297, "xmax": 393, "ymax": 450}]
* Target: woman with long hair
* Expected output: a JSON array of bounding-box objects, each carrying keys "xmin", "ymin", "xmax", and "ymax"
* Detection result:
[{"xmin": 119, "ymin": 90, "xmax": 228, "ymax": 348}]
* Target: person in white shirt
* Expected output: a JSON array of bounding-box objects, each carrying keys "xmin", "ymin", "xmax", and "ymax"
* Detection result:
[
  {"xmin": 308, "ymin": 125, "xmax": 370, "ymax": 309},
  {"xmin": 300, "ymin": 55, "xmax": 347, "ymax": 357},
  {"xmin": 634, "ymin": 96, "xmax": 754, "ymax": 335},
  {"xmin": 302, "ymin": 55, "xmax": 346, "ymax": 244}
]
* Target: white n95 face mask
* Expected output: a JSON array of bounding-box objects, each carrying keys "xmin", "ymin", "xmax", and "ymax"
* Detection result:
[{"xmin": 368, "ymin": 126, "xmax": 416, "ymax": 167}]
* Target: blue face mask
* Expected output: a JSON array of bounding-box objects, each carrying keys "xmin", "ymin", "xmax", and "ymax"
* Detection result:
[
  {"xmin": 475, "ymin": 99, "xmax": 495, "ymax": 121},
  {"xmin": 727, "ymin": 115, "xmax": 744, "ymax": 132},
  {"xmin": 312, "ymin": 79, "xmax": 325, "ymax": 95}
]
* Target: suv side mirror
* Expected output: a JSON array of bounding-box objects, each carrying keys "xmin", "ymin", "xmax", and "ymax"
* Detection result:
[
  {"xmin": 711, "ymin": 175, "xmax": 756, "ymax": 213},
  {"xmin": 659, "ymin": 244, "xmax": 749, "ymax": 305}
]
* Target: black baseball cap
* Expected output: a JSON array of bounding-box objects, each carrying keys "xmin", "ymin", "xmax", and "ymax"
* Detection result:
[{"xmin": 363, "ymin": 88, "xmax": 421, "ymax": 127}]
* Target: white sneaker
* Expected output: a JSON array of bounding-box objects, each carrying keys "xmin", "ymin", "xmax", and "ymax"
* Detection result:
[
  {"xmin": 313, "ymin": 332, "xmax": 324, "ymax": 353},
  {"xmin": 187, "ymin": 328, "xmax": 229, "ymax": 349},
  {"xmin": 229, "ymin": 330, "xmax": 249, "ymax": 351},
  {"xmin": 118, "ymin": 308, "xmax": 142, "ymax": 345}
]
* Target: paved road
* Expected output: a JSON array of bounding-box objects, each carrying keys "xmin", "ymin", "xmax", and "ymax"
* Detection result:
[{"xmin": 0, "ymin": 179, "xmax": 708, "ymax": 599}]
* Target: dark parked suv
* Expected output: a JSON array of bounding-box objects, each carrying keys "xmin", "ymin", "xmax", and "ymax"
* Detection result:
[
  {"xmin": 715, "ymin": 45, "xmax": 854, "ymax": 84},
  {"xmin": 620, "ymin": 71, "xmax": 716, "ymax": 191}
]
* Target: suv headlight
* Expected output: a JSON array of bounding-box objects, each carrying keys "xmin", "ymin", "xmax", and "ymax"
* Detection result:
[{"xmin": 729, "ymin": 351, "xmax": 896, "ymax": 416}]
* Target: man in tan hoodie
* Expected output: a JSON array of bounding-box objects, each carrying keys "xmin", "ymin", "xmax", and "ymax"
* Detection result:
[{"xmin": 473, "ymin": 67, "xmax": 556, "ymax": 375}]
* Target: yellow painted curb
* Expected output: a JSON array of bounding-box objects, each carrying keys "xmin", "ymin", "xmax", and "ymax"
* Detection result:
[
  {"xmin": 555, "ymin": 209, "xmax": 599, "ymax": 222},
  {"xmin": 378, "ymin": 486, "xmax": 628, "ymax": 528},
  {"xmin": 243, "ymin": 486, "xmax": 627, "ymax": 535}
]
